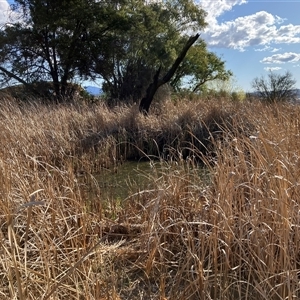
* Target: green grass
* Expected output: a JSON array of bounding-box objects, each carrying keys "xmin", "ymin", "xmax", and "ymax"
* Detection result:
[{"xmin": 0, "ymin": 96, "xmax": 299, "ymax": 299}]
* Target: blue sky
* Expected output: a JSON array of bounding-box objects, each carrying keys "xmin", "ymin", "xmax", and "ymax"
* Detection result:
[
  {"xmin": 200, "ymin": 0, "xmax": 300, "ymax": 91},
  {"xmin": 1, "ymin": 0, "xmax": 300, "ymax": 92}
]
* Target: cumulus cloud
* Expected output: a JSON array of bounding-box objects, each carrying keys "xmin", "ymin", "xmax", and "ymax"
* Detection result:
[
  {"xmin": 200, "ymin": 0, "xmax": 247, "ymax": 25},
  {"xmin": 264, "ymin": 67, "xmax": 282, "ymax": 71},
  {"xmin": 199, "ymin": 0, "xmax": 300, "ymax": 51},
  {"xmin": 261, "ymin": 52, "xmax": 300, "ymax": 64},
  {"xmin": 198, "ymin": 0, "xmax": 245, "ymax": 23},
  {"xmin": 203, "ymin": 11, "xmax": 283, "ymax": 51},
  {"xmin": 0, "ymin": 0, "xmax": 12, "ymax": 25}
]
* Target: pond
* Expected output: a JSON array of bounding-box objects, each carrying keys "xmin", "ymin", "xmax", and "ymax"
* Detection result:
[
  {"xmin": 95, "ymin": 160, "xmax": 155, "ymax": 200},
  {"xmin": 88, "ymin": 160, "xmax": 210, "ymax": 201}
]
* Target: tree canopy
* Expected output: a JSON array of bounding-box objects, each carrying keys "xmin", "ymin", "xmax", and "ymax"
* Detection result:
[
  {"xmin": 170, "ymin": 41, "xmax": 232, "ymax": 93},
  {"xmin": 0, "ymin": 0, "xmax": 232, "ymax": 104},
  {"xmin": 0, "ymin": 0, "xmax": 129, "ymax": 100}
]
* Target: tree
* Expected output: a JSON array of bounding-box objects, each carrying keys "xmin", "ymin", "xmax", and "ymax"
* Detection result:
[
  {"xmin": 0, "ymin": 0, "xmax": 131, "ymax": 101},
  {"xmin": 139, "ymin": 34, "xmax": 200, "ymax": 114},
  {"xmin": 251, "ymin": 71, "xmax": 297, "ymax": 103},
  {"xmin": 92, "ymin": 0, "xmax": 208, "ymax": 102},
  {"xmin": 93, "ymin": 0, "xmax": 232, "ymax": 108},
  {"xmin": 200, "ymin": 76, "xmax": 245, "ymax": 101},
  {"xmin": 0, "ymin": 0, "xmax": 231, "ymax": 106},
  {"xmin": 93, "ymin": 0, "xmax": 232, "ymax": 106},
  {"xmin": 170, "ymin": 41, "xmax": 232, "ymax": 93}
]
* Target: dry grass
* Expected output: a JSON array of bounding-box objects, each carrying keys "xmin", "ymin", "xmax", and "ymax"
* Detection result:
[{"xmin": 0, "ymin": 96, "xmax": 299, "ymax": 299}]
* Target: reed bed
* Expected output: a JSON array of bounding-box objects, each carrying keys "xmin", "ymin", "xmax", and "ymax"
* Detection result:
[{"xmin": 0, "ymin": 96, "xmax": 299, "ymax": 299}]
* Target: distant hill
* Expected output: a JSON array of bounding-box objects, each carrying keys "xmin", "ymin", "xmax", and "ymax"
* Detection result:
[
  {"xmin": 84, "ymin": 86, "xmax": 102, "ymax": 96},
  {"xmin": 248, "ymin": 89, "xmax": 300, "ymax": 101},
  {"xmin": 294, "ymin": 89, "xmax": 300, "ymax": 98},
  {"xmin": 83, "ymin": 86, "xmax": 300, "ymax": 99}
]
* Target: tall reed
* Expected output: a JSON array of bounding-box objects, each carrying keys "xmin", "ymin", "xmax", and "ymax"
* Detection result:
[{"xmin": 0, "ymin": 97, "xmax": 299, "ymax": 299}]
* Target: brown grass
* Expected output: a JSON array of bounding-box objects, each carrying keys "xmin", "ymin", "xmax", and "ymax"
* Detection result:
[{"xmin": 0, "ymin": 96, "xmax": 299, "ymax": 299}]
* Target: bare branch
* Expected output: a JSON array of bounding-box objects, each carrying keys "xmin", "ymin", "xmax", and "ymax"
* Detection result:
[{"xmin": 251, "ymin": 71, "xmax": 297, "ymax": 102}]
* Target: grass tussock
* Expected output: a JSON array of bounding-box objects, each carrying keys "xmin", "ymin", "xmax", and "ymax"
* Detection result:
[{"xmin": 0, "ymin": 96, "xmax": 300, "ymax": 299}]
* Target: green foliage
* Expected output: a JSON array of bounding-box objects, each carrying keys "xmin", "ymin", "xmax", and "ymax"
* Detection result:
[
  {"xmin": 0, "ymin": 81, "xmax": 89, "ymax": 102},
  {"xmin": 231, "ymin": 90, "xmax": 245, "ymax": 102},
  {"xmin": 0, "ymin": 0, "xmax": 129, "ymax": 100},
  {"xmin": 200, "ymin": 76, "xmax": 245, "ymax": 101},
  {"xmin": 99, "ymin": 0, "xmax": 208, "ymax": 101},
  {"xmin": 171, "ymin": 41, "xmax": 233, "ymax": 93},
  {"xmin": 0, "ymin": 0, "xmax": 232, "ymax": 103}
]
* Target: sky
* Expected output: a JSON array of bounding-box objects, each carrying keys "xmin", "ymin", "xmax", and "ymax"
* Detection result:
[
  {"xmin": 0, "ymin": 0, "xmax": 300, "ymax": 92},
  {"xmin": 199, "ymin": 0, "xmax": 300, "ymax": 91}
]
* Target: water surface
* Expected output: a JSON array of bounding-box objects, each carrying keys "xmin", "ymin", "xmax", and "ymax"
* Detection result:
[{"xmin": 92, "ymin": 160, "xmax": 209, "ymax": 201}]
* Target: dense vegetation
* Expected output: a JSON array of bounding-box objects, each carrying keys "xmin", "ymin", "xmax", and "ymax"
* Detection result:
[
  {"xmin": 0, "ymin": 1, "xmax": 299, "ymax": 299},
  {"xmin": 0, "ymin": 0, "xmax": 231, "ymax": 108},
  {"xmin": 0, "ymin": 95, "xmax": 299, "ymax": 299}
]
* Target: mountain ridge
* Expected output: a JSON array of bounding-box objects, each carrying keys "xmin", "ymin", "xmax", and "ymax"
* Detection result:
[{"xmin": 84, "ymin": 86, "xmax": 102, "ymax": 96}]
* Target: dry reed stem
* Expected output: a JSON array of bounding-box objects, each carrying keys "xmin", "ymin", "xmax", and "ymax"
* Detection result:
[{"xmin": 0, "ymin": 97, "xmax": 299, "ymax": 299}]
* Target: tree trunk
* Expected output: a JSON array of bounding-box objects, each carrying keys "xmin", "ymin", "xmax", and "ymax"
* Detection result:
[
  {"xmin": 0, "ymin": 66, "xmax": 42, "ymax": 97},
  {"xmin": 139, "ymin": 66, "xmax": 161, "ymax": 113},
  {"xmin": 139, "ymin": 33, "xmax": 200, "ymax": 115}
]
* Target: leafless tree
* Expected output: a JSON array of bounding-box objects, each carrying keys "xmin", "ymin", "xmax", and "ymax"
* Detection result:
[{"xmin": 252, "ymin": 71, "xmax": 297, "ymax": 103}]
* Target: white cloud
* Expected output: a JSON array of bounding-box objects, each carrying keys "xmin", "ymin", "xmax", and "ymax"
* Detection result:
[
  {"xmin": 203, "ymin": 11, "xmax": 283, "ymax": 51},
  {"xmin": 264, "ymin": 67, "xmax": 282, "ymax": 71},
  {"xmin": 200, "ymin": 0, "xmax": 248, "ymax": 26},
  {"xmin": 200, "ymin": 0, "xmax": 300, "ymax": 51},
  {"xmin": 271, "ymin": 48, "xmax": 281, "ymax": 53},
  {"xmin": 261, "ymin": 52, "xmax": 300, "ymax": 64},
  {"xmin": 254, "ymin": 45, "xmax": 280, "ymax": 52},
  {"xmin": 277, "ymin": 24, "xmax": 300, "ymax": 36},
  {"xmin": 255, "ymin": 45, "xmax": 271, "ymax": 52},
  {"xmin": 0, "ymin": 0, "xmax": 12, "ymax": 25}
]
